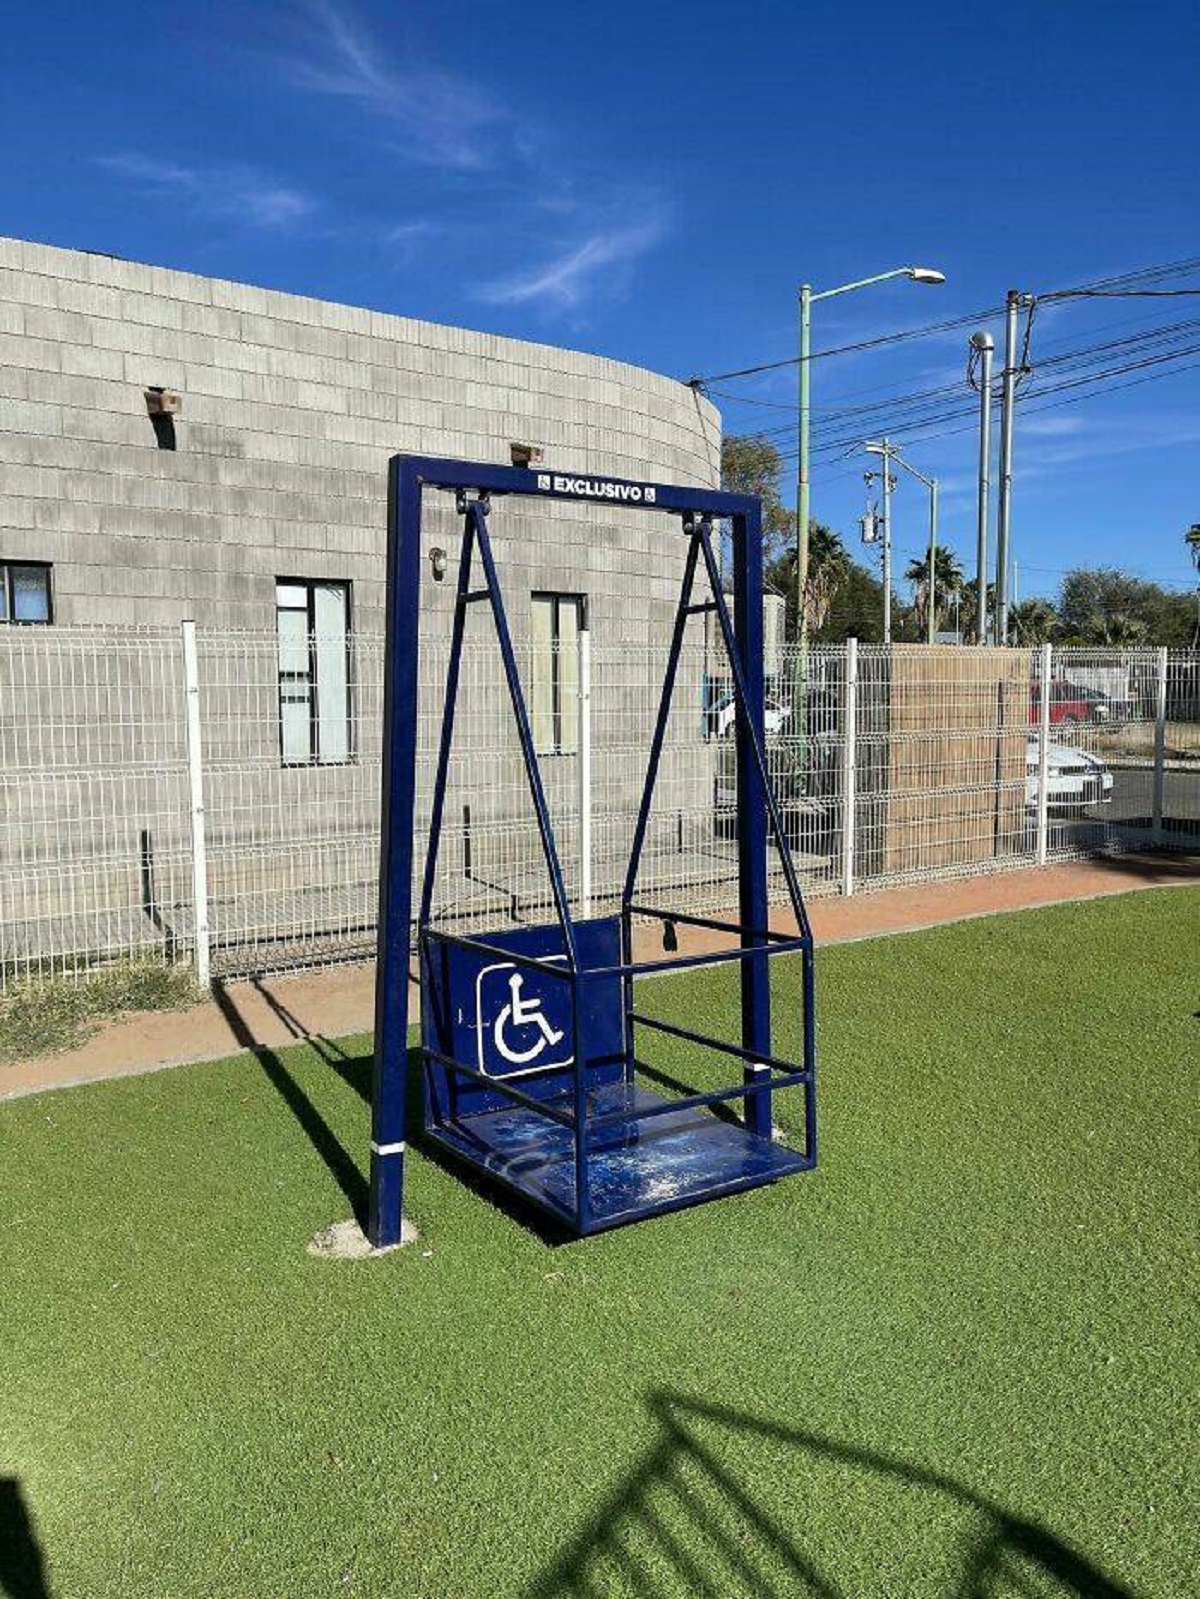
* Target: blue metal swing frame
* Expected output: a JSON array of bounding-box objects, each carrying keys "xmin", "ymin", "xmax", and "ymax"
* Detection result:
[{"xmin": 369, "ymin": 456, "xmax": 817, "ymax": 1245}]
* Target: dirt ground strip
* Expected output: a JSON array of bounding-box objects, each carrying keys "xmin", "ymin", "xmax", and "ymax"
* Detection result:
[{"xmin": 3, "ymin": 852, "xmax": 1195, "ymax": 1101}]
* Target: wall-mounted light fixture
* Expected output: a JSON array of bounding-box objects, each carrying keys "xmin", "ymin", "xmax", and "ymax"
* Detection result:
[
  {"xmin": 144, "ymin": 386, "xmax": 182, "ymax": 451},
  {"xmin": 510, "ymin": 442, "xmax": 543, "ymax": 468},
  {"xmin": 429, "ymin": 547, "xmax": 447, "ymax": 582}
]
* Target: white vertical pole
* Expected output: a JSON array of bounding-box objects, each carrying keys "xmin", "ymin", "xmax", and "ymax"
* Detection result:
[
  {"xmin": 841, "ymin": 636, "xmax": 858, "ymax": 896},
  {"xmin": 1152, "ymin": 645, "xmax": 1168, "ymax": 843},
  {"xmin": 182, "ymin": 619, "xmax": 211, "ymax": 988},
  {"xmin": 578, "ymin": 605, "xmax": 592, "ymax": 919},
  {"xmin": 1036, "ymin": 641, "xmax": 1052, "ymax": 865}
]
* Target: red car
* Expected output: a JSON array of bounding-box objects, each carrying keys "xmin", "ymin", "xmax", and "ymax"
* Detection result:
[{"xmin": 1029, "ymin": 678, "xmax": 1111, "ymax": 727}]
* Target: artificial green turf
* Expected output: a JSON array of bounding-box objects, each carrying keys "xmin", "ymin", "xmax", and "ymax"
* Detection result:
[{"xmin": 1, "ymin": 888, "xmax": 1196, "ymax": 1598}]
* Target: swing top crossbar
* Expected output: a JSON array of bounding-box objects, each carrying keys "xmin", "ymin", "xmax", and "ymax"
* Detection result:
[{"xmin": 399, "ymin": 454, "xmax": 760, "ymax": 520}]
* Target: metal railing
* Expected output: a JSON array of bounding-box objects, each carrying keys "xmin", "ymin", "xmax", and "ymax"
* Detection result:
[{"xmin": 1, "ymin": 626, "xmax": 1196, "ymax": 989}]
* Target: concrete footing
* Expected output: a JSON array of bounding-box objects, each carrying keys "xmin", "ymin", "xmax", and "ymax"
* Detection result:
[{"xmin": 307, "ymin": 1216, "xmax": 419, "ymax": 1258}]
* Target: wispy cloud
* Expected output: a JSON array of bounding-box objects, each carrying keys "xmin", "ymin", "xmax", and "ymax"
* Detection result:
[
  {"xmin": 477, "ymin": 222, "xmax": 665, "ymax": 310},
  {"xmin": 283, "ymin": 0, "xmax": 506, "ymax": 171},
  {"xmin": 97, "ymin": 155, "xmax": 315, "ymax": 229},
  {"xmin": 1020, "ymin": 414, "xmax": 1086, "ymax": 438}
]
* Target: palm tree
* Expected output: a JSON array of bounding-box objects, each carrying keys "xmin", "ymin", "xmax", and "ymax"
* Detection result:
[
  {"xmin": 802, "ymin": 524, "xmax": 851, "ymax": 636},
  {"xmin": 903, "ymin": 545, "xmax": 964, "ymax": 637},
  {"xmin": 1187, "ymin": 523, "xmax": 1200, "ymax": 573},
  {"xmin": 1009, "ymin": 597, "xmax": 1059, "ymax": 646}
]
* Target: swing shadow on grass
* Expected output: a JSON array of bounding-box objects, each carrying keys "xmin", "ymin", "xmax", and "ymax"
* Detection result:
[
  {"xmin": 0, "ymin": 1478, "xmax": 51, "ymax": 1599},
  {"xmin": 211, "ymin": 980, "xmax": 582, "ymax": 1243},
  {"xmin": 523, "ymin": 1392, "xmax": 1135, "ymax": 1599}
]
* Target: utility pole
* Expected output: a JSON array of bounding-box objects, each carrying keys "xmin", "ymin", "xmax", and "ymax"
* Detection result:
[
  {"xmin": 881, "ymin": 437, "xmax": 894, "ymax": 644},
  {"xmin": 995, "ymin": 291, "xmax": 1021, "ymax": 645},
  {"xmin": 969, "ymin": 331, "xmax": 993, "ymax": 645},
  {"xmin": 796, "ymin": 284, "xmax": 812, "ymax": 645},
  {"xmin": 927, "ymin": 476, "xmax": 939, "ymax": 644}
]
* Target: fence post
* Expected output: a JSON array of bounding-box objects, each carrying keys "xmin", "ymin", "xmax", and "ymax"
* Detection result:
[
  {"xmin": 1152, "ymin": 645, "xmax": 1168, "ymax": 844},
  {"xmin": 181, "ymin": 620, "xmax": 212, "ymax": 988},
  {"xmin": 1036, "ymin": 641, "xmax": 1052, "ymax": 865},
  {"xmin": 841, "ymin": 637, "xmax": 858, "ymax": 896},
  {"xmin": 577, "ymin": 602, "xmax": 592, "ymax": 918}
]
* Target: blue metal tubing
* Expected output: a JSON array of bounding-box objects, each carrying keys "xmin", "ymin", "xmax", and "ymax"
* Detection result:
[
  {"xmin": 626, "ymin": 903, "xmax": 805, "ymax": 947},
  {"xmin": 802, "ymin": 947, "xmax": 818, "ymax": 1163},
  {"xmin": 696, "ymin": 524, "xmax": 812, "ymax": 942},
  {"xmin": 397, "ymin": 455, "xmax": 760, "ymax": 521},
  {"xmin": 472, "ymin": 505, "xmax": 580, "ymax": 971},
  {"xmin": 368, "ymin": 458, "xmax": 423, "ymax": 1249},
  {"xmin": 570, "ymin": 968, "xmax": 590, "ymax": 1232},
  {"xmin": 588, "ymin": 1069, "xmax": 812, "ymax": 1128},
  {"xmin": 619, "ymin": 905, "xmax": 635, "ymax": 1086},
  {"xmin": 627, "ymin": 1011, "xmax": 802, "ymax": 1076},
  {"xmin": 586, "ymin": 936, "xmax": 810, "ymax": 982},
  {"xmin": 421, "ymin": 1047, "xmax": 578, "ymax": 1127},
  {"xmin": 423, "ymin": 927, "xmax": 577, "ymax": 979},
  {"xmin": 417, "ymin": 506, "xmax": 480, "ymax": 932}
]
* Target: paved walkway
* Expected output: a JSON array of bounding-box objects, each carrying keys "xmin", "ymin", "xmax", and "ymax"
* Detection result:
[{"xmin": 2, "ymin": 852, "xmax": 1195, "ymax": 1102}]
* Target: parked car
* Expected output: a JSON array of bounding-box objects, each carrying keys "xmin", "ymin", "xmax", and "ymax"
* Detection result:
[
  {"xmin": 1025, "ymin": 739, "xmax": 1113, "ymax": 811},
  {"xmin": 1029, "ymin": 678, "xmax": 1112, "ymax": 728},
  {"xmin": 708, "ymin": 692, "xmax": 791, "ymax": 740}
]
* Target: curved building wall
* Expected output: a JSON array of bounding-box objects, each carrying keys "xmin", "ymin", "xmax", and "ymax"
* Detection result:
[
  {"xmin": 0, "ymin": 236, "xmax": 728, "ymax": 973},
  {"xmin": 0, "ymin": 235, "xmax": 722, "ymax": 640}
]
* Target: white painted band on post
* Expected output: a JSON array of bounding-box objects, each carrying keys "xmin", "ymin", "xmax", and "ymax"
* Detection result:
[{"xmin": 371, "ymin": 1140, "xmax": 406, "ymax": 1157}]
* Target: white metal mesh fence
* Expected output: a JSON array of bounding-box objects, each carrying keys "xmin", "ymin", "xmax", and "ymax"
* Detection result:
[
  {"xmin": 1, "ymin": 626, "xmax": 1196, "ymax": 989},
  {"xmin": 0, "ymin": 627, "xmax": 193, "ymax": 984}
]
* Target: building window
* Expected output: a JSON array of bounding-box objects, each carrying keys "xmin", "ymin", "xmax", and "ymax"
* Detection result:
[
  {"xmin": 0, "ymin": 562, "xmax": 53, "ymax": 624},
  {"xmin": 275, "ymin": 579, "xmax": 352, "ymax": 765},
  {"xmin": 531, "ymin": 592, "xmax": 583, "ymax": 755}
]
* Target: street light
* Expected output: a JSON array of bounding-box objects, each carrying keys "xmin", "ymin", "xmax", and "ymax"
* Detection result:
[
  {"xmin": 796, "ymin": 266, "xmax": 945, "ymax": 644},
  {"xmin": 863, "ymin": 441, "xmax": 939, "ymax": 644}
]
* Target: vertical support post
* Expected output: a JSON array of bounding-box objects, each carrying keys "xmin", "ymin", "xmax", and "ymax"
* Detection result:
[
  {"xmin": 578, "ymin": 600, "xmax": 592, "ymax": 919},
  {"xmin": 731, "ymin": 504, "xmax": 773, "ymax": 1139},
  {"xmin": 970, "ymin": 331, "xmax": 994, "ymax": 646},
  {"xmin": 369, "ymin": 458, "xmax": 423, "ymax": 1249},
  {"xmin": 995, "ymin": 291, "xmax": 1020, "ymax": 646},
  {"xmin": 1036, "ymin": 641, "xmax": 1052, "ymax": 865},
  {"xmin": 796, "ymin": 283, "xmax": 812, "ymax": 650},
  {"xmin": 881, "ymin": 438, "xmax": 893, "ymax": 645},
  {"xmin": 1152, "ymin": 645, "xmax": 1168, "ymax": 843},
  {"xmin": 841, "ymin": 637, "xmax": 858, "ymax": 897},
  {"xmin": 927, "ymin": 478, "xmax": 939, "ymax": 645},
  {"xmin": 181, "ymin": 620, "xmax": 210, "ymax": 990}
]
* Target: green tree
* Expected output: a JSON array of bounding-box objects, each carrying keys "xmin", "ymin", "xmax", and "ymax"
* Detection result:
[
  {"xmin": 766, "ymin": 524, "xmax": 852, "ymax": 639},
  {"xmin": 815, "ymin": 559, "xmax": 887, "ymax": 642},
  {"xmin": 720, "ymin": 434, "xmax": 793, "ymax": 562},
  {"xmin": 903, "ymin": 545, "xmax": 965, "ymax": 636},
  {"xmin": 1009, "ymin": 597, "xmax": 1060, "ymax": 646},
  {"xmin": 1058, "ymin": 567, "xmax": 1193, "ymax": 646}
]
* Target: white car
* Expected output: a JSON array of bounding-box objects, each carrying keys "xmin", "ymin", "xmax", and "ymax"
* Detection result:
[
  {"xmin": 1025, "ymin": 739, "xmax": 1113, "ymax": 811},
  {"xmin": 710, "ymin": 694, "xmax": 791, "ymax": 739}
]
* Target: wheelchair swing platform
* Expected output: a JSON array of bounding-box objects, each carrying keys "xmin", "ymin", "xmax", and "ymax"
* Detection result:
[
  {"xmin": 421, "ymin": 915, "xmax": 810, "ymax": 1234},
  {"xmin": 368, "ymin": 457, "xmax": 818, "ymax": 1246}
]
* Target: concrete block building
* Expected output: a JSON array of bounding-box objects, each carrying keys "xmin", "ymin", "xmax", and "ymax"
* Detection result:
[
  {"xmin": 0, "ymin": 235, "xmax": 731, "ymax": 975},
  {"xmin": 0, "ymin": 234, "xmax": 720, "ymax": 638}
]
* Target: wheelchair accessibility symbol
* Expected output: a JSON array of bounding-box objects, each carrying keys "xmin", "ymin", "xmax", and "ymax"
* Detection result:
[{"xmin": 475, "ymin": 960, "xmax": 574, "ymax": 1077}]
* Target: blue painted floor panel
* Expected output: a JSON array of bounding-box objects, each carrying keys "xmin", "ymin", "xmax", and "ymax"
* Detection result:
[{"xmin": 427, "ymin": 1081, "xmax": 808, "ymax": 1234}]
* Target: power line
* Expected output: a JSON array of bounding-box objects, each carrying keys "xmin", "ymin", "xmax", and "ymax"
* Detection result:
[{"xmin": 689, "ymin": 254, "xmax": 1200, "ymax": 389}]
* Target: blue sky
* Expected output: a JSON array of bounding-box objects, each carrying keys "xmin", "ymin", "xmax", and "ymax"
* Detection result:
[{"xmin": 3, "ymin": 0, "xmax": 1198, "ymax": 600}]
